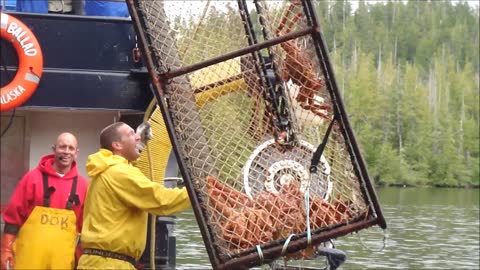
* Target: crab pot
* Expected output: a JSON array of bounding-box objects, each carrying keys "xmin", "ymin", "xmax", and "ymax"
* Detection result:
[{"xmin": 127, "ymin": 0, "xmax": 386, "ymax": 269}]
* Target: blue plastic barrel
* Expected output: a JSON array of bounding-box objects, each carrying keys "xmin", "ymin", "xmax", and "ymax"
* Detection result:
[
  {"xmin": 15, "ymin": 0, "xmax": 48, "ymax": 13},
  {"xmin": 85, "ymin": 0, "xmax": 129, "ymax": 17}
]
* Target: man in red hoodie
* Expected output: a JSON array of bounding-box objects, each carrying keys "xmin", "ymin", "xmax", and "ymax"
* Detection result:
[{"xmin": 0, "ymin": 132, "xmax": 89, "ymax": 270}]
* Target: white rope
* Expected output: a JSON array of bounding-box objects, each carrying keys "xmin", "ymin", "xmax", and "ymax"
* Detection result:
[
  {"xmin": 256, "ymin": 245, "xmax": 264, "ymax": 264},
  {"xmin": 281, "ymin": 234, "xmax": 296, "ymax": 256},
  {"xmin": 304, "ymin": 190, "xmax": 312, "ymax": 245}
]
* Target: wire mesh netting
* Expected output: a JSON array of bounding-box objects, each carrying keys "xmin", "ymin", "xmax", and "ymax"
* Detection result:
[{"xmin": 128, "ymin": 0, "xmax": 386, "ymax": 269}]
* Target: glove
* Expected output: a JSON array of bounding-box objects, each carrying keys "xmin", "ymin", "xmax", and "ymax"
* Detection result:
[
  {"xmin": 1, "ymin": 233, "xmax": 15, "ymax": 270},
  {"xmin": 136, "ymin": 122, "xmax": 153, "ymax": 153}
]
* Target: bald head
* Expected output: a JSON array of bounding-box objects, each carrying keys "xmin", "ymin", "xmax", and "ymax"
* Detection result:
[
  {"xmin": 55, "ymin": 132, "xmax": 78, "ymax": 147},
  {"xmin": 52, "ymin": 132, "xmax": 79, "ymax": 175}
]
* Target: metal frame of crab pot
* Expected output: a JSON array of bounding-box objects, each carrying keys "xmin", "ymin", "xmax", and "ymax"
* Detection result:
[{"xmin": 126, "ymin": 0, "xmax": 387, "ymax": 269}]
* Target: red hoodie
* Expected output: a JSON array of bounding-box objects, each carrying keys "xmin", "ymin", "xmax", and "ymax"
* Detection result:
[{"xmin": 3, "ymin": 154, "xmax": 89, "ymax": 232}]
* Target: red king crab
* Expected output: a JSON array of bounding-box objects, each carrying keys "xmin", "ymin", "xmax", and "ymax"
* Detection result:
[
  {"xmin": 276, "ymin": 1, "xmax": 332, "ymax": 120},
  {"xmin": 205, "ymin": 176, "xmax": 356, "ymax": 257}
]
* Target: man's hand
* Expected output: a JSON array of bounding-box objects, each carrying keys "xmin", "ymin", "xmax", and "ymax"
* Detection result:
[
  {"xmin": 1, "ymin": 233, "xmax": 15, "ymax": 270},
  {"xmin": 136, "ymin": 122, "xmax": 153, "ymax": 153}
]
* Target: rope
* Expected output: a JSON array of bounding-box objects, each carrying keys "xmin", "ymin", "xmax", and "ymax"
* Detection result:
[
  {"xmin": 278, "ymin": 184, "xmax": 312, "ymax": 260},
  {"xmin": 304, "ymin": 190, "xmax": 312, "ymax": 245},
  {"xmin": 256, "ymin": 245, "xmax": 264, "ymax": 264},
  {"xmin": 356, "ymin": 228, "xmax": 388, "ymax": 252},
  {"xmin": 281, "ymin": 234, "xmax": 295, "ymax": 256}
]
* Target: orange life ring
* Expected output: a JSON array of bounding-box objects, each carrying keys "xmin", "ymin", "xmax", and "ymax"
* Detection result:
[{"xmin": 0, "ymin": 12, "xmax": 43, "ymax": 112}]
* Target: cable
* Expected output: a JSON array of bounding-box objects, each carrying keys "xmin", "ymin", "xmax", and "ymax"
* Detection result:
[
  {"xmin": 304, "ymin": 190, "xmax": 312, "ymax": 245},
  {"xmin": 1, "ymin": 108, "xmax": 15, "ymax": 138},
  {"xmin": 256, "ymin": 245, "xmax": 264, "ymax": 264},
  {"xmin": 281, "ymin": 234, "xmax": 295, "ymax": 256}
]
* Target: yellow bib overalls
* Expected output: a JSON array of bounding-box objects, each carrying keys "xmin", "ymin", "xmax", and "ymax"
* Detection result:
[{"xmin": 14, "ymin": 173, "xmax": 80, "ymax": 269}]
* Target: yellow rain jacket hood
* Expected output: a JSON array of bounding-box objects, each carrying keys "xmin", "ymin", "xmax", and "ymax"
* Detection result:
[{"xmin": 79, "ymin": 149, "xmax": 190, "ymax": 268}]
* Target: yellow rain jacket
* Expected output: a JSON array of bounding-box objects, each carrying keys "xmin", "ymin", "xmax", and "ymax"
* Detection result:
[{"xmin": 77, "ymin": 149, "xmax": 191, "ymax": 269}]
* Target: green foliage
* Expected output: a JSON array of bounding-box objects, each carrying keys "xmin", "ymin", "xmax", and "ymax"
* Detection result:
[{"xmin": 313, "ymin": 0, "xmax": 479, "ymax": 187}]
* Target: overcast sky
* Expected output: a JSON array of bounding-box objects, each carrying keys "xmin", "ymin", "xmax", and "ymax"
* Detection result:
[
  {"xmin": 351, "ymin": 0, "xmax": 479, "ymax": 10},
  {"xmin": 164, "ymin": 0, "xmax": 479, "ymax": 24}
]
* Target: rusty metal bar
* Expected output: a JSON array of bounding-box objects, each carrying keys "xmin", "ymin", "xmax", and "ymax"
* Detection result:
[
  {"xmin": 160, "ymin": 27, "xmax": 314, "ymax": 80},
  {"xmin": 220, "ymin": 218, "xmax": 379, "ymax": 270}
]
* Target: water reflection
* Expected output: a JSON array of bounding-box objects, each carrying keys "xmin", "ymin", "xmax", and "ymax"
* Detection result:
[
  {"xmin": 175, "ymin": 210, "xmax": 211, "ymax": 269},
  {"xmin": 175, "ymin": 187, "xmax": 480, "ymax": 269}
]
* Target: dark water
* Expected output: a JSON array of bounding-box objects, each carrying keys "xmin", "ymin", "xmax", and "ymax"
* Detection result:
[{"xmin": 174, "ymin": 187, "xmax": 480, "ymax": 269}]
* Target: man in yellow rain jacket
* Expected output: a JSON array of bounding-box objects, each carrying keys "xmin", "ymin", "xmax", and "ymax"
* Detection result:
[{"xmin": 77, "ymin": 122, "xmax": 191, "ymax": 269}]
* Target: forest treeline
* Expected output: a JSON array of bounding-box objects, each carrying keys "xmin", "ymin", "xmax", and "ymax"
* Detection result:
[
  {"xmin": 313, "ymin": 1, "xmax": 479, "ymax": 187},
  {"xmin": 171, "ymin": 1, "xmax": 479, "ymax": 188}
]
